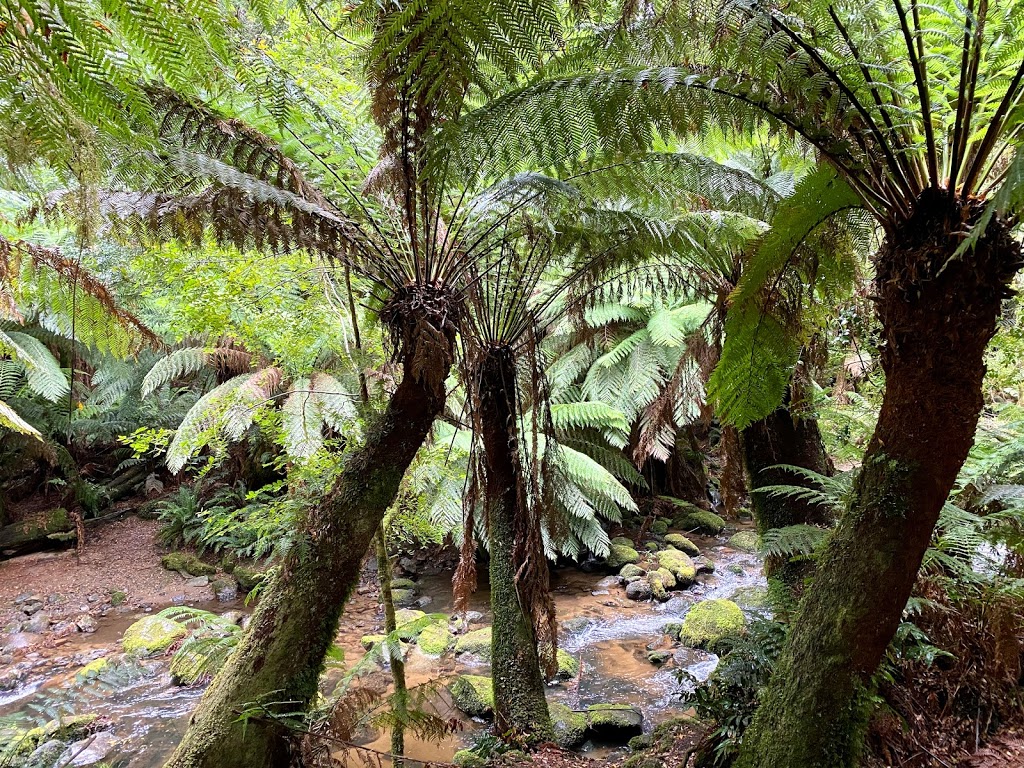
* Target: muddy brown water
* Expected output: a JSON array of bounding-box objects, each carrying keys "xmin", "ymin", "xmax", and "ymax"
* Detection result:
[{"xmin": 0, "ymin": 535, "xmax": 764, "ymax": 767}]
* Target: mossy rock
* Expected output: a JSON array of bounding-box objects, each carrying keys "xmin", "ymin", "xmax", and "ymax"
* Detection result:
[
  {"xmin": 656, "ymin": 549, "xmax": 696, "ymax": 586},
  {"xmin": 651, "ymin": 567, "xmax": 676, "ymax": 589},
  {"xmin": 42, "ymin": 715, "xmax": 98, "ymax": 743},
  {"xmin": 109, "ymin": 590, "xmax": 127, "ymax": 606},
  {"xmin": 550, "ymin": 702, "xmax": 587, "ymax": 748},
  {"xmin": 730, "ymin": 586, "xmax": 769, "ymax": 610},
  {"xmin": 606, "ymin": 543, "xmax": 640, "ymax": 570},
  {"xmin": 170, "ymin": 649, "xmax": 211, "ymax": 685},
  {"xmin": 629, "ymin": 734, "xmax": 654, "ymax": 751},
  {"xmin": 728, "ymin": 530, "xmax": 760, "ymax": 553},
  {"xmin": 76, "ymin": 656, "xmax": 109, "ymax": 681},
  {"xmin": 610, "ymin": 536, "xmax": 635, "ymax": 547},
  {"xmin": 669, "ymin": 507, "xmax": 726, "ymax": 535},
  {"xmin": 417, "ymin": 622, "xmax": 455, "ymax": 655},
  {"xmin": 619, "ymin": 563, "xmax": 645, "ymax": 579},
  {"xmin": 161, "ymin": 552, "xmax": 216, "ymax": 577},
  {"xmin": 649, "ymin": 578, "xmax": 668, "ymax": 601},
  {"xmin": 663, "ymin": 534, "xmax": 699, "ymax": 556},
  {"xmin": 448, "ymin": 675, "xmax": 493, "ymax": 717},
  {"xmin": 390, "ymin": 578, "xmax": 416, "ymax": 591},
  {"xmin": 678, "ymin": 599, "xmax": 745, "ymax": 650},
  {"xmin": 554, "ymin": 649, "xmax": 580, "ymax": 680},
  {"xmin": 453, "ymin": 750, "xmax": 487, "ymax": 768},
  {"xmin": 394, "ymin": 609, "xmax": 428, "ymax": 640},
  {"xmin": 122, "ymin": 616, "xmax": 187, "ymax": 656},
  {"xmin": 644, "ymin": 542, "xmax": 660, "ymax": 552},
  {"xmin": 586, "ymin": 704, "xmax": 644, "ymax": 740},
  {"xmin": 650, "ymin": 520, "xmax": 669, "ymax": 536},
  {"xmin": 0, "ymin": 508, "xmax": 73, "ymax": 552},
  {"xmin": 360, "ymin": 634, "xmax": 385, "ymax": 650},
  {"xmin": 454, "ymin": 626, "xmax": 492, "ymax": 660},
  {"xmin": 233, "ymin": 566, "xmax": 267, "ymax": 592},
  {"xmin": 391, "ymin": 588, "xmax": 417, "ymax": 607}
]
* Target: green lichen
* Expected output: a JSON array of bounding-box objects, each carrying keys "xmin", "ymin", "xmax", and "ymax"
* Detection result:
[
  {"xmin": 417, "ymin": 622, "xmax": 454, "ymax": 655},
  {"xmin": 448, "ymin": 675, "xmax": 494, "ymax": 717},
  {"xmin": 606, "ymin": 543, "xmax": 640, "ymax": 569},
  {"xmin": 729, "ymin": 530, "xmax": 760, "ymax": 553},
  {"xmin": 76, "ymin": 656, "xmax": 109, "ymax": 681},
  {"xmin": 549, "ymin": 702, "xmax": 587, "ymax": 748},
  {"xmin": 122, "ymin": 616, "xmax": 187, "ymax": 656},
  {"xmin": 554, "ymin": 649, "xmax": 580, "ymax": 680},
  {"xmin": 454, "ymin": 626, "xmax": 492, "ymax": 660},
  {"xmin": 586, "ymin": 704, "xmax": 644, "ymax": 738},
  {"xmin": 656, "ymin": 548, "xmax": 696, "ymax": 585},
  {"xmin": 619, "ymin": 563, "xmax": 646, "ymax": 579},
  {"xmin": 664, "ymin": 533, "xmax": 700, "ymax": 555},
  {"xmin": 678, "ymin": 599, "xmax": 746, "ymax": 650}
]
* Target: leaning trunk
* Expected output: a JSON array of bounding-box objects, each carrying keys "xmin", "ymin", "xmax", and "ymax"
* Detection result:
[
  {"xmin": 737, "ymin": 191, "xmax": 1022, "ymax": 768},
  {"xmin": 741, "ymin": 389, "xmax": 833, "ymax": 585},
  {"xmin": 166, "ymin": 295, "xmax": 455, "ymax": 768},
  {"xmin": 477, "ymin": 348, "xmax": 553, "ymax": 743}
]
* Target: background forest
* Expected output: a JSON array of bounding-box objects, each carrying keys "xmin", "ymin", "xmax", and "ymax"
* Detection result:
[{"xmin": 1, "ymin": 1, "xmax": 1024, "ymax": 767}]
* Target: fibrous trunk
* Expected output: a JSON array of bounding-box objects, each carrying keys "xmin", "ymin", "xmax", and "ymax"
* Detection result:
[
  {"xmin": 166, "ymin": 290, "xmax": 455, "ymax": 768},
  {"xmin": 741, "ymin": 386, "xmax": 833, "ymax": 585},
  {"xmin": 477, "ymin": 347, "xmax": 553, "ymax": 743},
  {"xmin": 718, "ymin": 423, "xmax": 747, "ymax": 518},
  {"xmin": 737, "ymin": 191, "xmax": 1022, "ymax": 768}
]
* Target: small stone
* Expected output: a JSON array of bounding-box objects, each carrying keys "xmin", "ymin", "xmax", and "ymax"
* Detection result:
[
  {"xmin": 212, "ymin": 579, "xmax": 237, "ymax": 602},
  {"xmin": 414, "ymin": 595, "xmax": 433, "ymax": 608},
  {"xmin": 625, "ymin": 580, "xmax": 653, "ymax": 601},
  {"xmin": 109, "ymin": 591, "xmax": 127, "ymax": 606},
  {"xmin": 220, "ymin": 610, "xmax": 246, "ymax": 625},
  {"xmin": 74, "ymin": 614, "xmax": 97, "ymax": 633},
  {"xmin": 185, "ymin": 576, "xmax": 209, "ymax": 588},
  {"xmin": 14, "ymin": 592, "xmax": 34, "ymax": 604},
  {"xmin": 87, "ymin": 594, "xmax": 100, "ymax": 603},
  {"xmin": 22, "ymin": 600, "xmax": 43, "ymax": 616},
  {"xmin": 45, "ymin": 594, "xmax": 63, "ymax": 605},
  {"xmin": 22, "ymin": 612, "xmax": 50, "ymax": 634}
]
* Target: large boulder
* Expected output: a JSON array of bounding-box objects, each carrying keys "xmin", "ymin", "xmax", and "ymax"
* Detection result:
[
  {"xmin": 454, "ymin": 626, "xmax": 492, "ymax": 660},
  {"xmin": 606, "ymin": 544, "xmax": 640, "ymax": 570},
  {"xmin": 656, "ymin": 549, "xmax": 696, "ymax": 586},
  {"xmin": 448, "ymin": 675, "xmax": 494, "ymax": 717},
  {"xmin": 586, "ymin": 704, "xmax": 644, "ymax": 740},
  {"xmin": 122, "ymin": 616, "xmax": 186, "ymax": 656},
  {"xmin": 663, "ymin": 534, "xmax": 699, "ymax": 556},
  {"xmin": 662, "ymin": 498, "xmax": 726, "ymax": 535},
  {"xmin": 678, "ymin": 599, "xmax": 746, "ymax": 650},
  {"xmin": 728, "ymin": 530, "xmax": 760, "ymax": 553},
  {"xmin": 625, "ymin": 580, "xmax": 653, "ymax": 601},
  {"xmin": 417, "ymin": 622, "xmax": 455, "ymax": 655},
  {"xmin": 550, "ymin": 703, "xmax": 587, "ymax": 748}
]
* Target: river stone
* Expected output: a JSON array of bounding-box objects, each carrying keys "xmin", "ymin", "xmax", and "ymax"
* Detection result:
[
  {"xmin": 74, "ymin": 614, "xmax": 96, "ymax": 633},
  {"xmin": 664, "ymin": 534, "xmax": 700, "ymax": 556},
  {"xmin": 625, "ymin": 580, "xmax": 653, "ymax": 601},
  {"xmin": 550, "ymin": 702, "xmax": 587, "ymax": 748},
  {"xmin": 391, "ymin": 588, "xmax": 417, "ymax": 607},
  {"xmin": 656, "ymin": 549, "xmax": 696, "ymax": 586},
  {"xmin": 650, "ymin": 520, "xmax": 669, "ymax": 536},
  {"xmin": 454, "ymin": 626, "xmax": 492, "ymax": 660},
  {"xmin": 610, "ymin": 536, "xmax": 635, "ymax": 547},
  {"xmin": 212, "ymin": 579, "xmax": 237, "ymax": 602},
  {"xmin": 668, "ymin": 504, "xmax": 726, "ymax": 535},
  {"xmin": 447, "ymin": 675, "xmax": 493, "ymax": 717},
  {"xmin": 652, "ymin": 567, "xmax": 676, "ymax": 589},
  {"xmin": 161, "ymin": 552, "xmax": 216, "ymax": 577},
  {"xmin": 728, "ymin": 530, "xmax": 760, "ymax": 553},
  {"xmin": 22, "ymin": 599, "xmax": 43, "ymax": 616},
  {"xmin": 619, "ymin": 564, "xmax": 645, "ymax": 579},
  {"xmin": 122, "ymin": 616, "xmax": 186, "ymax": 656},
  {"xmin": 417, "ymin": 622, "xmax": 455, "ymax": 655},
  {"xmin": 678, "ymin": 599, "xmax": 746, "ymax": 650},
  {"xmin": 63, "ymin": 730, "xmax": 118, "ymax": 766},
  {"xmin": 649, "ymin": 577, "xmax": 668, "ymax": 602},
  {"xmin": 22, "ymin": 612, "xmax": 49, "ymax": 634},
  {"xmin": 76, "ymin": 657, "xmax": 109, "ymax": 681},
  {"xmin": 695, "ymin": 557, "xmax": 715, "ymax": 574},
  {"xmin": 26, "ymin": 739, "xmax": 64, "ymax": 768},
  {"xmin": 554, "ymin": 649, "xmax": 580, "ymax": 680},
  {"xmin": 390, "ymin": 578, "xmax": 416, "ymax": 591},
  {"xmin": 605, "ymin": 544, "xmax": 640, "ymax": 570},
  {"xmin": 585, "ymin": 704, "xmax": 644, "ymax": 740},
  {"xmin": 647, "ymin": 649, "xmax": 672, "ymax": 665}
]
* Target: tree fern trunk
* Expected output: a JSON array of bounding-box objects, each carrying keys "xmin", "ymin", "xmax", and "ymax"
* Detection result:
[
  {"xmin": 741, "ymin": 386, "xmax": 833, "ymax": 586},
  {"xmin": 165, "ymin": 305, "xmax": 454, "ymax": 768},
  {"xmin": 719, "ymin": 423, "xmax": 747, "ymax": 518},
  {"xmin": 477, "ymin": 348, "xmax": 554, "ymax": 743},
  {"xmin": 737, "ymin": 192, "xmax": 1022, "ymax": 768}
]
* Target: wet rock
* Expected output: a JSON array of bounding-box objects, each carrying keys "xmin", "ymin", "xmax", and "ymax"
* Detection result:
[
  {"xmin": 730, "ymin": 586, "xmax": 769, "ymax": 610},
  {"xmin": 3, "ymin": 632, "xmax": 40, "ymax": 651},
  {"xmin": 619, "ymin": 564, "xmax": 645, "ymax": 579},
  {"xmin": 678, "ymin": 599, "xmax": 746, "ymax": 650},
  {"xmin": 454, "ymin": 626, "xmax": 492, "ymax": 660},
  {"xmin": 625, "ymin": 580, "xmax": 653, "ymax": 601},
  {"xmin": 664, "ymin": 534, "xmax": 700, "ymax": 556},
  {"xmin": 184, "ymin": 576, "xmax": 209, "ymax": 588},
  {"xmin": 122, "ymin": 615, "xmax": 187, "ymax": 656},
  {"xmin": 606, "ymin": 544, "xmax": 640, "ymax": 570},
  {"xmin": 417, "ymin": 622, "xmax": 455, "ymax": 655},
  {"xmin": 667, "ymin": 501, "xmax": 726, "ymax": 535},
  {"xmin": 463, "ymin": 610, "xmax": 485, "ymax": 625},
  {"xmin": 22, "ymin": 612, "xmax": 50, "ymax": 634},
  {"xmin": 656, "ymin": 549, "xmax": 696, "ymax": 586},
  {"xmin": 647, "ymin": 649, "xmax": 671, "ymax": 665},
  {"xmin": 595, "ymin": 576, "xmax": 620, "ymax": 589},
  {"xmin": 63, "ymin": 730, "xmax": 118, "ymax": 766},
  {"xmin": 26, "ymin": 739, "xmax": 64, "ymax": 768},
  {"xmin": 651, "ymin": 567, "xmax": 676, "ymax": 590},
  {"xmin": 0, "ymin": 665, "xmax": 27, "ymax": 690},
  {"xmin": 560, "ymin": 617, "xmax": 590, "ymax": 634},
  {"xmin": 74, "ymin": 615, "xmax": 96, "ymax": 634},
  {"xmin": 398, "ymin": 556, "xmax": 417, "ymax": 574},
  {"xmin": 591, "ymin": 589, "xmax": 610, "ymax": 596},
  {"xmin": 447, "ymin": 674, "xmax": 493, "ymax": 717},
  {"xmin": 728, "ymin": 530, "xmax": 760, "ymax": 553},
  {"xmin": 211, "ymin": 579, "xmax": 237, "ymax": 602},
  {"xmin": 76, "ymin": 656, "xmax": 109, "ymax": 681},
  {"xmin": 554, "ymin": 648, "xmax": 580, "ymax": 680},
  {"xmin": 14, "ymin": 592, "xmax": 36, "ymax": 604},
  {"xmin": 391, "ymin": 588, "xmax": 417, "ymax": 607},
  {"xmin": 550, "ymin": 702, "xmax": 587, "ymax": 748},
  {"xmin": 585, "ymin": 704, "xmax": 644, "ymax": 740},
  {"xmin": 695, "ymin": 557, "xmax": 715, "ymax": 575},
  {"xmin": 414, "ymin": 595, "xmax": 433, "ymax": 608}
]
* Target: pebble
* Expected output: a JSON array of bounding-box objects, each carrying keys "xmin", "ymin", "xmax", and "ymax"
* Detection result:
[
  {"xmin": 22, "ymin": 612, "xmax": 50, "ymax": 634},
  {"xmin": 75, "ymin": 614, "xmax": 97, "ymax": 633},
  {"xmin": 185, "ymin": 576, "xmax": 209, "ymax": 588},
  {"xmin": 22, "ymin": 600, "xmax": 44, "ymax": 616},
  {"xmin": 14, "ymin": 592, "xmax": 35, "ymax": 604}
]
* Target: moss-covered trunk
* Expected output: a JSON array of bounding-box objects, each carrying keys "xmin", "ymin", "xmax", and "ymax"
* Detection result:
[
  {"xmin": 477, "ymin": 348, "xmax": 553, "ymax": 743},
  {"xmin": 374, "ymin": 526, "xmax": 407, "ymax": 766},
  {"xmin": 737, "ymin": 192, "xmax": 1022, "ymax": 768},
  {"xmin": 741, "ymin": 388, "xmax": 833, "ymax": 584},
  {"xmin": 166, "ymin": 294, "xmax": 455, "ymax": 768}
]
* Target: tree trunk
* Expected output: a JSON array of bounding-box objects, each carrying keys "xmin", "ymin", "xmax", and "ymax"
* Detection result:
[
  {"xmin": 374, "ymin": 526, "xmax": 407, "ymax": 767},
  {"xmin": 166, "ymin": 299, "xmax": 455, "ymax": 768},
  {"xmin": 477, "ymin": 348, "xmax": 554, "ymax": 743},
  {"xmin": 718, "ymin": 423, "xmax": 747, "ymax": 518},
  {"xmin": 741, "ymin": 389, "xmax": 833, "ymax": 585},
  {"xmin": 737, "ymin": 191, "xmax": 1022, "ymax": 768}
]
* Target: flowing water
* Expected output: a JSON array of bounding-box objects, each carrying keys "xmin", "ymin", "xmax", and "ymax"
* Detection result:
[{"xmin": 0, "ymin": 534, "xmax": 764, "ymax": 766}]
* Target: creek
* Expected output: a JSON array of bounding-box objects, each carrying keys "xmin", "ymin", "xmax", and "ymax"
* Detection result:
[{"xmin": 0, "ymin": 532, "xmax": 764, "ymax": 767}]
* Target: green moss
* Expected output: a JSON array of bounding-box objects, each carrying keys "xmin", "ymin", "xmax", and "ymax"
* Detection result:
[
  {"xmin": 645, "ymin": 542, "xmax": 660, "ymax": 552},
  {"xmin": 611, "ymin": 536, "xmax": 635, "ymax": 547},
  {"xmin": 619, "ymin": 563, "xmax": 645, "ymax": 579},
  {"xmin": 656, "ymin": 549, "xmax": 696, "ymax": 585},
  {"xmin": 453, "ymin": 749, "xmax": 487, "ymax": 768},
  {"xmin": 554, "ymin": 648, "xmax": 580, "ymax": 680},
  {"xmin": 161, "ymin": 552, "xmax": 216, "ymax": 577},
  {"xmin": 550, "ymin": 702, "xmax": 587, "ymax": 748},
  {"xmin": 650, "ymin": 520, "xmax": 669, "ymax": 536},
  {"xmin": 233, "ymin": 565, "xmax": 267, "ymax": 592},
  {"xmin": 649, "ymin": 577, "xmax": 667, "ymax": 601},
  {"xmin": 394, "ymin": 608, "xmax": 427, "ymax": 640},
  {"xmin": 652, "ymin": 567, "xmax": 676, "ymax": 589},
  {"xmin": 664, "ymin": 533, "xmax": 700, "ymax": 555},
  {"xmin": 390, "ymin": 578, "xmax": 416, "ymax": 590},
  {"xmin": 662, "ymin": 498, "xmax": 726, "ymax": 534},
  {"xmin": 417, "ymin": 622, "xmax": 454, "ymax": 655},
  {"xmin": 729, "ymin": 530, "xmax": 760, "ymax": 553},
  {"xmin": 391, "ymin": 588, "xmax": 416, "ymax": 606},
  {"xmin": 586, "ymin": 704, "xmax": 644, "ymax": 738},
  {"xmin": 122, "ymin": 615, "xmax": 187, "ymax": 656},
  {"xmin": 448, "ymin": 675, "xmax": 494, "ymax": 717},
  {"xmin": 606, "ymin": 543, "xmax": 640, "ymax": 569},
  {"xmin": 454, "ymin": 626, "xmax": 492, "ymax": 660},
  {"xmin": 76, "ymin": 656, "xmax": 109, "ymax": 681},
  {"xmin": 678, "ymin": 599, "xmax": 745, "ymax": 650},
  {"xmin": 109, "ymin": 590, "xmax": 127, "ymax": 606},
  {"xmin": 43, "ymin": 714, "xmax": 98, "ymax": 742}
]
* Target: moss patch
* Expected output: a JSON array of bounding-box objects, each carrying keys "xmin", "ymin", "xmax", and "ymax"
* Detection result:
[
  {"xmin": 417, "ymin": 622, "xmax": 455, "ymax": 655},
  {"xmin": 656, "ymin": 549, "xmax": 696, "ymax": 585},
  {"xmin": 728, "ymin": 530, "xmax": 760, "ymax": 553},
  {"xmin": 554, "ymin": 649, "xmax": 580, "ymax": 680},
  {"xmin": 650, "ymin": 520, "xmax": 669, "ymax": 536},
  {"xmin": 678, "ymin": 599, "xmax": 745, "ymax": 650},
  {"xmin": 122, "ymin": 616, "xmax": 186, "ymax": 656},
  {"xmin": 606, "ymin": 543, "xmax": 640, "ymax": 570},
  {"xmin": 550, "ymin": 702, "xmax": 587, "ymax": 748},
  {"xmin": 586, "ymin": 704, "xmax": 644, "ymax": 739},
  {"xmin": 662, "ymin": 498, "xmax": 726, "ymax": 534},
  {"xmin": 76, "ymin": 656, "xmax": 109, "ymax": 681},
  {"xmin": 454, "ymin": 626, "xmax": 492, "ymax": 660},
  {"xmin": 664, "ymin": 533, "xmax": 700, "ymax": 556},
  {"xmin": 619, "ymin": 563, "xmax": 645, "ymax": 579},
  {"xmin": 161, "ymin": 552, "xmax": 216, "ymax": 577},
  {"xmin": 448, "ymin": 675, "xmax": 494, "ymax": 717}
]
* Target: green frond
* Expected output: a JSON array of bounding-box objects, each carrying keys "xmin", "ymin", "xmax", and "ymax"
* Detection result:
[{"xmin": 0, "ymin": 329, "xmax": 68, "ymax": 402}]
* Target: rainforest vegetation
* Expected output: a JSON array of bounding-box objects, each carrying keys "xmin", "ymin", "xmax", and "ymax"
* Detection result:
[{"xmin": 2, "ymin": 1, "xmax": 1024, "ymax": 767}]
